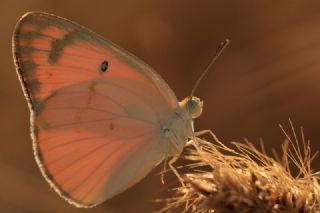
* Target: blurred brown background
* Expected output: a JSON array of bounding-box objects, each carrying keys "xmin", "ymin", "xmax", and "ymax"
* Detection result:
[{"xmin": 1, "ymin": 0, "xmax": 320, "ymax": 212}]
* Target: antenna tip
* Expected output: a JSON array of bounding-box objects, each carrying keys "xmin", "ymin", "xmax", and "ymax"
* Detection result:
[
  {"xmin": 216, "ymin": 39, "xmax": 230, "ymax": 53},
  {"xmin": 190, "ymin": 39, "xmax": 230, "ymax": 97},
  {"xmin": 221, "ymin": 39, "xmax": 230, "ymax": 46}
]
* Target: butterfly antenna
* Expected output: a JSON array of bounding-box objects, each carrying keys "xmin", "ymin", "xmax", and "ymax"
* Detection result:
[{"xmin": 190, "ymin": 39, "xmax": 230, "ymax": 97}]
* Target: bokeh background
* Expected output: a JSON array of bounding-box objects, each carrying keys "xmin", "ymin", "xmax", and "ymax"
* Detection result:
[{"xmin": 1, "ymin": 0, "xmax": 320, "ymax": 212}]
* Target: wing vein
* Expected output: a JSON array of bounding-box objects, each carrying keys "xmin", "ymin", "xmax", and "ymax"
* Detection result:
[
  {"xmin": 47, "ymin": 117, "xmax": 118, "ymax": 129},
  {"xmin": 77, "ymin": 134, "xmax": 155, "ymax": 200},
  {"xmin": 55, "ymin": 132, "xmax": 153, "ymax": 192},
  {"xmin": 44, "ymin": 106, "xmax": 155, "ymax": 125}
]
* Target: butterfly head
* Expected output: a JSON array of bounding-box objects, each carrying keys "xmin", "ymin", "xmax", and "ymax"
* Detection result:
[{"xmin": 180, "ymin": 96, "xmax": 203, "ymax": 119}]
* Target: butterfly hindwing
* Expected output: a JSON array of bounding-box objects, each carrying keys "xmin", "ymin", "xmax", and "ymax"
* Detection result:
[
  {"xmin": 36, "ymin": 80, "xmax": 165, "ymax": 206},
  {"xmin": 13, "ymin": 12, "xmax": 179, "ymax": 207}
]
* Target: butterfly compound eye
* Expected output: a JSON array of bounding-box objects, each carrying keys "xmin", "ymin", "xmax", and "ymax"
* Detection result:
[
  {"xmin": 100, "ymin": 60, "xmax": 109, "ymax": 72},
  {"xmin": 187, "ymin": 97, "xmax": 203, "ymax": 119}
]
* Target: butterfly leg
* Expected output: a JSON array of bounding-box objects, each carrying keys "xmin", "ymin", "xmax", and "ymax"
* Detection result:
[
  {"xmin": 193, "ymin": 129, "xmax": 233, "ymax": 154},
  {"xmin": 168, "ymin": 155, "xmax": 185, "ymax": 187},
  {"xmin": 160, "ymin": 134, "xmax": 181, "ymax": 184},
  {"xmin": 159, "ymin": 156, "xmax": 185, "ymax": 187},
  {"xmin": 194, "ymin": 129, "xmax": 228, "ymax": 146},
  {"xmin": 169, "ymin": 155, "xmax": 191, "ymax": 211},
  {"xmin": 160, "ymin": 157, "xmax": 168, "ymax": 184},
  {"xmin": 194, "ymin": 129, "xmax": 219, "ymax": 140}
]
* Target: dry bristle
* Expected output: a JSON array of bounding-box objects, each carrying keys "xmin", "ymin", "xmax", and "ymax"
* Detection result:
[{"xmin": 159, "ymin": 123, "xmax": 320, "ymax": 213}]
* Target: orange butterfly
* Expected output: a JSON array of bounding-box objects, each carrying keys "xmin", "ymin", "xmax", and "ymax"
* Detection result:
[{"xmin": 13, "ymin": 12, "xmax": 228, "ymax": 207}]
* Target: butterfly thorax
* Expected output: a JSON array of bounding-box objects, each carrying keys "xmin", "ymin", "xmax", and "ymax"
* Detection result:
[{"xmin": 160, "ymin": 96, "xmax": 203, "ymax": 156}]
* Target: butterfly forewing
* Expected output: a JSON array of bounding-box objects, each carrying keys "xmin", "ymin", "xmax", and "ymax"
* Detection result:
[{"xmin": 13, "ymin": 12, "xmax": 179, "ymax": 207}]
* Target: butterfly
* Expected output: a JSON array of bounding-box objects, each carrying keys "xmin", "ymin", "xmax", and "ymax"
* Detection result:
[{"xmin": 13, "ymin": 12, "xmax": 228, "ymax": 208}]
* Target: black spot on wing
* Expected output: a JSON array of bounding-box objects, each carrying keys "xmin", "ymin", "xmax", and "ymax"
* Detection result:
[{"xmin": 100, "ymin": 60, "xmax": 108, "ymax": 72}]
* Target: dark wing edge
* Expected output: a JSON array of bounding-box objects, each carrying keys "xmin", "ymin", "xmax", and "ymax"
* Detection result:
[{"xmin": 13, "ymin": 12, "xmax": 96, "ymax": 208}]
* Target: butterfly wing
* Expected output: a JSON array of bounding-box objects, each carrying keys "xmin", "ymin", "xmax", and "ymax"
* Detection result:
[{"xmin": 13, "ymin": 12, "xmax": 178, "ymax": 207}]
